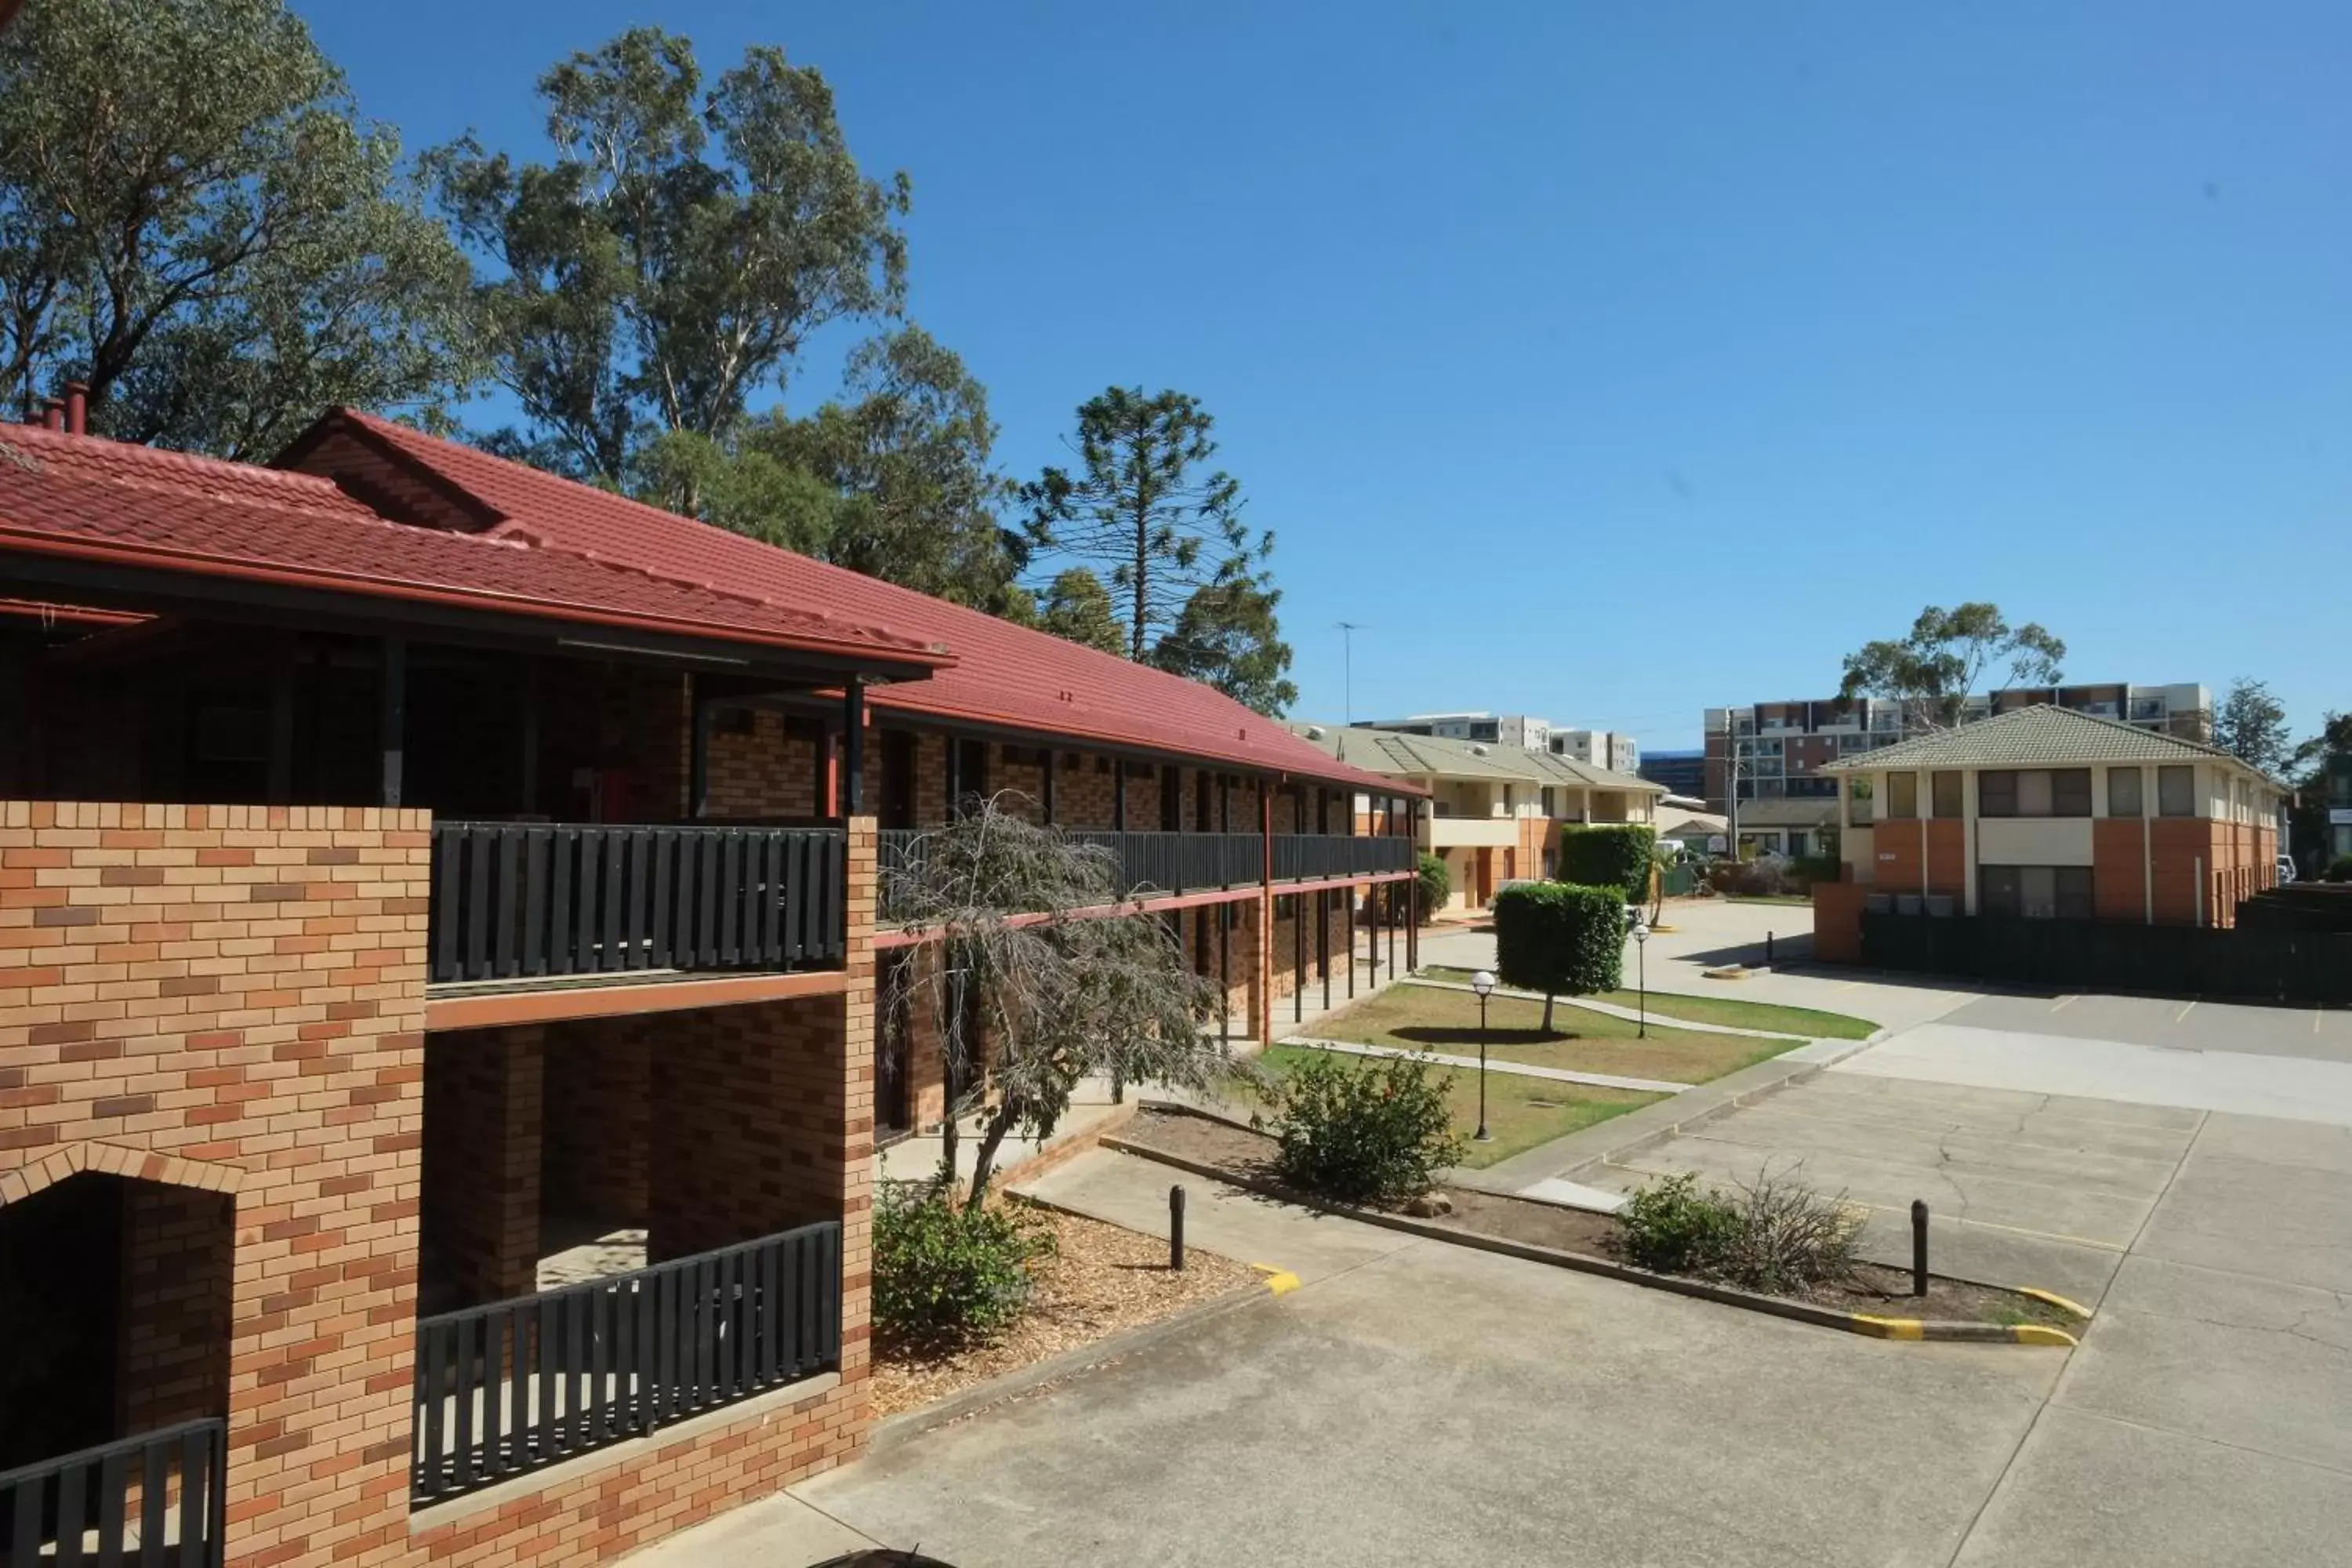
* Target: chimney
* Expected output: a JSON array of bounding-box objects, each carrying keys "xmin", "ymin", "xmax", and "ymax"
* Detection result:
[
  {"xmin": 42, "ymin": 397, "xmax": 64, "ymax": 431},
  {"xmin": 64, "ymin": 381, "xmax": 88, "ymax": 435}
]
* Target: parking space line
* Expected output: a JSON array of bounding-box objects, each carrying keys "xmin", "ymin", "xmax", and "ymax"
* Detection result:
[
  {"xmin": 2049, "ymin": 994, "xmax": 2079, "ymax": 1013},
  {"xmin": 2318, "ymin": 1008, "xmax": 2327, "ymax": 1036},
  {"xmin": 2172, "ymin": 999, "xmax": 2198, "ymax": 1023}
]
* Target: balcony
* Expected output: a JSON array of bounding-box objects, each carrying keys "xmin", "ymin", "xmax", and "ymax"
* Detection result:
[
  {"xmin": 877, "ymin": 829, "xmax": 1412, "ymax": 920},
  {"xmin": 430, "ymin": 822, "xmax": 848, "ymax": 988},
  {"xmin": 1422, "ymin": 815, "xmax": 1519, "ymax": 849}
]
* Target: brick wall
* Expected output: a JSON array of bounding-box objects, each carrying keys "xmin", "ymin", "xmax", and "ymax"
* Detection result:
[
  {"xmin": 419, "ymin": 1025, "xmax": 543, "ymax": 1309},
  {"xmin": 541, "ymin": 1016, "xmax": 652, "ymax": 1225},
  {"xmin": 705, "ymin": 709, "xmax": 822, "ymax": 818},
  {"xmin": 1874, "ymin": 818, "xmax": 1965, "ymax": 898},
  {"xmin": 3, "ymin": 802, "xmax": 879, "ymax": 1568},
  {"xmin": 0, "ymin": 800, "xmax": 431, "ymax": 1568}
]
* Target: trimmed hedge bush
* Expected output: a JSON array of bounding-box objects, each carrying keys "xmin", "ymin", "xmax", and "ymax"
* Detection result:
[
  {"xmin": 1557, "ymin": 825, "xmax": 1658, "ymax": 902},
  {"xmin": 1492, "ymin": 880, "xmax": 1624, "ymax": 1025},
  {"xmin": 2328, "ymin": 855, "xmax": 2352, "ymax": 884}
]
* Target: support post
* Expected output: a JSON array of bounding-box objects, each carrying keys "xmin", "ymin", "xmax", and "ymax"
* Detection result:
[
  {"xmin": 1320, "ymin": 889, "xmax": 1331, "ymax": 1009},
  {"xmin": 1294, "ymin": 891, "xmax": 1305, "ymax": 1023},
  {"xmin": 843, "ymin": 678, "xmax": 866, "ymax": 815},
  {"xmin": 267, "ymin": 631, "xmax": 296, "ymax": 806},
  {"xmin": 1258, "ymin": 784, "xmax": 1275, "ymax": 1051},
  {"xmin": 1114, "ymin": 757, "xmax": 1127, "ymax": 831},
  {"xmin": 1170, "ymin": 1185, "xmax": 1186, "ymax": 1271},
  {"xmin": 519, "ymin": 655, "xmax": 541, "ymax": 815},
  {"xmin": 1911, "ymin": 1200, "xmax": 1929, "ymax": 1297},
  {"xmin": 379, "ymin": 636, "xmax": 405, "ymax": 808},
  {"xmin": 1218, "ymin": 904, "xmax": 1230, "ymax": 1045},
  {"xmin": 946, "ymin": 731, "xmax": 962, "ymax": 816},
  {"xmin": 1044, "ymin": 747, "xmax": 1058, "ymax": 824},
  {"xmin": 1344, "ymin": 890, "xmax": 1355, "ymax": 998},
  {"xmin": 688, "ymin": 682, "xmax": 711, "ymax": 818}
]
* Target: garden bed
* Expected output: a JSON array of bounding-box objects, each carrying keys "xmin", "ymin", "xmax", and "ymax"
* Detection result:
[
  {"xmin": 1306, "ymin": 985, "xmax": 1801, "ymax": 1084},
  {"xmin": 1113, "ymin": 1105, "xmax": 2079, "ymax": 1337},
  {"xmin": 871, "ymin": 1203, "xmax": 1255, "ymax": 1417}
]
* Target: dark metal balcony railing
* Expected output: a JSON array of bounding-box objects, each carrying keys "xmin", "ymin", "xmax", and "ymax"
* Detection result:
[
  {"xmin": 412, "ymin": 1220, "xmax": 842, "ymax": 1505},
  {"xmin": 877, "ymin": 828, "xmax": 1413, "ymax": 920},
  {"xmin": 430, "ymin": 823, "xmax": 847, "ymax": 985},
  {"xmin": 0, "ymin": 1417, "xmax": 227, "ymax": 1568}
]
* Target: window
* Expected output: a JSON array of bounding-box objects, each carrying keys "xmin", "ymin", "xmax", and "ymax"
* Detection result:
[
  {"xmin": 2107, "ymin": 767, "xmax": 2143, "ymax": 818},
  {"xmin": 1980, "ymin": 771, "xmax": 2018, "ymax": 817},
  {"xmin": 1979, "ymin": 768, "xmax": 2088, "ymax": 818},
  {"xmin": 1541, "ymin": 786, "xmax": 1555, "ymax": 817},
  {"xmin": 1848, "ymin": 776, "xmax": 1873, "ymax": 824},
  {"xmin": 2052, "ymin": 769, "xmax": 2092, "ymax": 817},
  {"xmin": 1981, "ymin": 865, "xmax": 2093, "ymax": 920},
  {"xmin": 2158, "ymin": 765, "xmax": 2195, "ymax": 817},
  {"xmin": 1886, "ymin": 772, "xmax": 1918, "ymax": 819},
  {"xmin": 1932, "ymin": 771, "xmax": 1963, "ymax": 818}
]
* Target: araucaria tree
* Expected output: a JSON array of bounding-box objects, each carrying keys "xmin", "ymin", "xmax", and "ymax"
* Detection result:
[
  {"xmin": 1838, "ymin": 603, "xmax": 2066, "ymax": 731},
  {"xmin": 1022, "ymin": 387, "xmax": 1297, "ymax": 713},
  {"xmin": 2211, "ymin": 677, "xmax": 2292, "ymax": 777},
  {"xmin": 0, "ymin": 0, "xmax": 477, "ymax": 456},
  {"xmin": 882, "ymin": 793, "xmax": 1229, "ymax": 1208}
]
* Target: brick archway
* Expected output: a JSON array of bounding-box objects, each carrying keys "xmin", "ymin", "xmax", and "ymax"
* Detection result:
[{"xmin": 0, "ymin": 1142, "xmax": 247, "ymax": 1208}]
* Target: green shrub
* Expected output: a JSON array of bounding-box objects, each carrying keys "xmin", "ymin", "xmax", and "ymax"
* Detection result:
[
  {"xmin": 1492, "ymin": 880, "xmax": 1624, "ymax": 1020},
  {"xmin": 1416, "ymin": 851, "xmax": 1451, "ymax": 916},
  {"xmin": 1556, "ymin": 825, "xmax": 1658, "ymax": 902},
  {"xmin": 2327, "ymin": 855, "xmax": 2352, "ymax": 884},
  {"xmin": 1266, "ymin": 1050, "xmax": 1465, "ymax": 1205},
  {"xmin": 1617, "ymin": 1172, "xmax": 1740, "ymax": 1272},
  {"xmin": 1614, "ymin": 1168, "xmax": 1864, "ymax": 1294},
  {"xmin": 1791, "ymin": 854, "xmax": 1842, "ymax": 890},
  {"xmin": 872, "ymin": 1181, "xmax": 1056, "ymax": 1346}
]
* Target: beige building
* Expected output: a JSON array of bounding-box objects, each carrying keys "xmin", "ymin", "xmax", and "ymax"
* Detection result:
[{"xmin": 1289, "ymin": 724, "xmax": 1663, "ymax": 909}]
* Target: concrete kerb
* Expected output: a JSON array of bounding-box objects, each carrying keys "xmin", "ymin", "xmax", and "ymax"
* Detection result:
[{"xmin": 1098, "ymin": 1128, "xmax": 2077, "ymax": 1348}]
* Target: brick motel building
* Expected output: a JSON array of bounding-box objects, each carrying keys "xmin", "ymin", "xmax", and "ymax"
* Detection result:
[
  {"xmin": 0, "ymin": 403, "xmax": 1422, "ymax": 1568},
  {"xmin": 1810, "ymin": 703, "xmax": 2286, "ymax": 958}
]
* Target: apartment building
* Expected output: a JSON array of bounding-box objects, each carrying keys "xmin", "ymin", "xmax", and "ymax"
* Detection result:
[
  {"xmin": 1290, "ymin": 725, "xmax": 1661, "ymax": 909},
  {"xmin": 1638, "ymin": 748, "xmax": 1705, "ymax": 799},
  {"xmin": 1702, "ymin": 684, "xmax": 2212, "ymax": 813},
  {"xmin": 1809, "ymin": 705, "xmax": 2283, "ymax": 960},
  {"xmin": 0, "ymin": 406, "xmax": 1421, "ymax": 1568},
  {"xmin": 1359, "ymin": 712, "xmax": 1639, "ymax": 772}
]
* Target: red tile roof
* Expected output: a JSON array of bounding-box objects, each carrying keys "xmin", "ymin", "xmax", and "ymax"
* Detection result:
[
  {"xmin": 0, "ymin": 421, "xmax": 946, "ymax": 670},
  {"xmin": 302, "ymin": 409, "xmax": 1417, "ymax": 796}
]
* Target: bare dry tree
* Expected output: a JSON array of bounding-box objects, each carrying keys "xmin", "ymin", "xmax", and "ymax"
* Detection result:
[{"xmin": 881, "ymin": 790, "xmax": 1229, "ymax": 1209}]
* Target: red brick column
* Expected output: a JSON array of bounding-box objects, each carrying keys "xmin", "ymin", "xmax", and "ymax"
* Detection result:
[{"xmin": 419, "ymin": 1023, "xmax": 543, "ymax": 1307}]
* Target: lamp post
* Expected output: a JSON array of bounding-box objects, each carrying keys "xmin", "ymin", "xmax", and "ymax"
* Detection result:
[
  {"xmin": 1632, "ymin": 919, "xmax": 1650, "ymax": 1039},
  {"xmin": 1470, "ymin": 968, "xmax": 1495, "ymax": 1142}
]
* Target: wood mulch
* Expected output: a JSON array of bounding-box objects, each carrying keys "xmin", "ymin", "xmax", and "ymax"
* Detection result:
[
  {"xmin": 871, "ymin": 1204, "xmax": 1255, "ymax": 1417},
  {"xmin": 1116, "ymin": 1105, "xmax": 2074, "ymax": 1330}
]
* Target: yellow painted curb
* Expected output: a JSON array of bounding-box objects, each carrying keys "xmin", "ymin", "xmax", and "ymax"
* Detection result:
[
  {"xmin": 2012, "ymin": 1323, "xmax": 2080, "ymax": 1347},
  {"xmin": 1851, "ymin": 1314, "xmax": 1926, "ymax": 1340},
  {"xmin": 1251, "ymin": 1264, "xmax": 1302, "ymax": 1297},
  {"xmin": 2015, "ymin": 1286, "xmax": 2094, "ymax": 1320}
]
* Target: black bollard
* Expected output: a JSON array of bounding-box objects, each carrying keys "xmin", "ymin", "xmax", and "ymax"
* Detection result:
[
  {"xmin": 1766, "ymin": 930, "xmax": 1775, "ymax": 967},
  {"xmin": 1911, "ymin": 1200, "xmax": 1929, "ymax": 1297},
  {"xmin": 1171, "ymin": 1185, "xmax": 1186, "ymax": 1272}
]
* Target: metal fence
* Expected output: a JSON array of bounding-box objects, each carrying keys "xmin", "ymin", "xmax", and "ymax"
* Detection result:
[
  {"xmin": 0, "ymin": 1417, "xmax": 227, "ymax": 1568},
  {"xmin": 877, "ymin": 828, "xmax": 1410, "ymax": 920},
  {"xmin": 430, "ymin": 823, "xmax": 846, "ymax": 984},
  {"xmin": 411, "ymin": 1220, "xmax": 842, "ymax": 1505},
  {"xmin": 1860, "ymin": 911, "xmax": 2352, "ymax": 1004}
]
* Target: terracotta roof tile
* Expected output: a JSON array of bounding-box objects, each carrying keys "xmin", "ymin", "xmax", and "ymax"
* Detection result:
[
  {"xmin": 0, "ymin": 420, "xmax": 944, "ymax": 666},
  {"xmin": 319, "ymin": 409, "xmax": 1414, "ymax": 795}
]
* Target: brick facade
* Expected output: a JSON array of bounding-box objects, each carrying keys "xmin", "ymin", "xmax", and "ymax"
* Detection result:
[
  {"xmin": 419, "ymin": 1023, "xmax": 543, "ymax": 1309},
  {"xmin": 2, "ymin": 802, "xmax": 879, "ymax": 1568}
]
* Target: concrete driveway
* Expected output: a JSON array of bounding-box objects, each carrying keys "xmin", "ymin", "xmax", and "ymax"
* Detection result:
[{"xmin": 1552, "ymin": 989, "xmax": 2352, "ymax": 1567}]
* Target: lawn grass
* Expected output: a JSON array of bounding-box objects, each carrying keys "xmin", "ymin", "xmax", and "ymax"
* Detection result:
[
  {"xmin": 1304, "ymin": 985, "xmax": 1802, "ymax": 1085},
  {"xmin": 1256, "ymin": 1044, "xmax": 1661, "ymax": 1168},
  {"xmin": 1418, "ymin": 967, "xmax": 1877, "ymax": 1040}
]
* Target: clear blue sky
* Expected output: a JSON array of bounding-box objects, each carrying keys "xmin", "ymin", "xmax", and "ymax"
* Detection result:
[{"xmin": 298, "ymin": 1, "xmax": 2349, "ymax": 751}]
